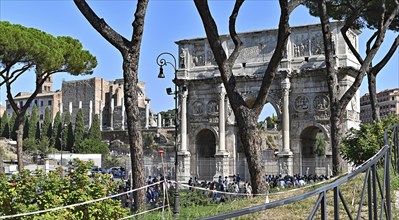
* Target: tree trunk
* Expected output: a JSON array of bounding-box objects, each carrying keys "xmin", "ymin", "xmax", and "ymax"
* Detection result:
[
  {"xmin": 73, "ymin": 0, "xmax": 148, "ymax": 211},
  {"xmin": 235, "ymin": 110, "xmax": 266, "ymax": 194},
  {"xmin": 330, "ymin": 109, "xmax": 343, "ymax": 175},
  {"xmin": 122, "ymin": 54, "xmax": 145, "ymax": 211},
  {"xmin": 16, "ymin": 114, "xmax": 25, "ymax": 171},
  {"xmin": 367, "ymin": 72, "xmax": 380, "ymax": 122}
]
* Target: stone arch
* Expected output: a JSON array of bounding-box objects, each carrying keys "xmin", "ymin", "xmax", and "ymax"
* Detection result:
[
  {"xmin": 300, "ymin": 125, "xmax": 330, "ymax": 176},
  {"xmin": 196, "ymin": 129, "xmax": 216, "ymax": 157},
  {"xmin": 194, "ymin": 128, "xmax": 217, "ymax": 180},
  {"xmin": 243, "ymin": 93, "xmax": 282, "ymax": 120}
]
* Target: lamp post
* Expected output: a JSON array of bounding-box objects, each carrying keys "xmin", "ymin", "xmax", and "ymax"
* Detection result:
[{"xmin": 156, "ymin": 52, "xmax": 180, "ymax": 215}]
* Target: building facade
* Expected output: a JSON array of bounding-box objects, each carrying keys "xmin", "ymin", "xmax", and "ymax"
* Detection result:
[
  {"xmin": 360, "ymin": 88, "xmax": 399, "ymax": 123},
  {"xmin": 61, "ymin": 77, "xmax": 156, "ymax": 130},
  {"xmin": 172, "ymin": 22, "xmax": 361, "ymax": 182},
  {"xmin": 5, "ymin": 91, "xmax": 62, "ymax": 125}
]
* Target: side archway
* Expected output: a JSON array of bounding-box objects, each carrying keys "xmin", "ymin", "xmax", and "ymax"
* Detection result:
[{"xmin": 195, "ymin": 129, "xmax": 216, "ymax": 180}]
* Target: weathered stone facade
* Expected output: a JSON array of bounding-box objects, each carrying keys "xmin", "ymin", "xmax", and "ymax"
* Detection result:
[
  {"xmin": 61, "ymin": 77, "xmax": 155, "ymax": 130},
  {"xmin": 174, "ymin": 22, "xmax": 361, "ymax": 181}
]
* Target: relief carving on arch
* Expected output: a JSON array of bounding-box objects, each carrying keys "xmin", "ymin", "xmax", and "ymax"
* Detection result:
[
  {"xmin": 292, "ymin": 33, "xmax": 310, "ymax": 57},
  {"xmin": 313, "ymin": 95, "xmax": 329, "ymax": 111},
  {"xmin": 192, "ymin": 101, "xmax": 204, "ymax": 115},
  {"xmin": 207, "ymin": 100, "xmax": 218, "ymax": 115},
  {"xmin": 179, "ymin": 47, "xmax": 188, "ymax": 69},
  {"xmin": 310, "ymin": 32, "xmax": 324, "ymax": 55},
  {"xmin": 314, "ymin": 110, "xmax": 330, "ymax": 121},
  {"xmin": 191, "ymin": 44, "xmax": 205, "ymax": 67},
  {"xmin": 205, "ymin": 43, "xmax": 216, "ymax": 66},
  {"xmin": 294, "ymin": 95, "xmax": 310, "ymax": 112}
]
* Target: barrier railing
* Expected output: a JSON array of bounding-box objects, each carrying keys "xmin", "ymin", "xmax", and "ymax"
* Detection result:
[{"xmin": 200, "ymin": 124, "xmax": 399, "ymax": 220}]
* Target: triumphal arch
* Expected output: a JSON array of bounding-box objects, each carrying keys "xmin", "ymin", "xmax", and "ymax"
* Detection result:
[{"xmin": 173, "ymin": 22, "xmax": 360, "ymax": 181}]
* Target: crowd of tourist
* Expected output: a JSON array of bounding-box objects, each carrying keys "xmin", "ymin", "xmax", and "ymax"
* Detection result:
[{"xmin": 115, "ymin": 173, "xmax": 332, "ymax": 209}]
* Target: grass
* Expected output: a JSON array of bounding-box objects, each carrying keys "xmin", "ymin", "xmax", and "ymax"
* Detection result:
[{"xmin": 130, "ymin": 169, "xmax": 399, "ymax": 220}]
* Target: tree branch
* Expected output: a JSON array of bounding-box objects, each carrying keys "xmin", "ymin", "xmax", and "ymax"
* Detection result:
[
  {"xmin": 194, "ymin": 0, "xmax": 227, "ymax": 68},
  {"xmin": 339, "ymin": 0, "xmax": 399, "ymax": 110},
  {"xmin": 341, "ymin": 13, "xmax": 364, "ymax": 64},
  {"xmin": 74, "ymin": 0, "xmax": 130, "ymax": 52},
  {"xmin": 227, "ymin": 0, "xmax": 244, "ymax": 67},
  {"xmin": 194, "ymin": 0, "xmax": 245, "ymax": 107},
  {"xmin": 253, "ymin": 0, "xmax": 292, "ymax": 112},
  {"xmin": 370, "ymin": 34, "xmax": 399, "ymax": 75},
  {"xmin": 366, "ymin": 31, "xmax": 378, "ymax": 55}
]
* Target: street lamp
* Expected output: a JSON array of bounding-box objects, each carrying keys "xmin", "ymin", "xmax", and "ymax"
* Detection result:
[{"xmin": 156, "ymin": 52, "xmax": 180, "ymax": 215}]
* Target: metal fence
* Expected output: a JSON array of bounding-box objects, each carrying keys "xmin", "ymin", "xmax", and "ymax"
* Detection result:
[{"xmin": 199, "ymin": 124, "xmax": 399, "ymax": 220}]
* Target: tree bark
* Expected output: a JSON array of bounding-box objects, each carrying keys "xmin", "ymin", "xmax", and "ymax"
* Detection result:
[
  {"xmin": 16, "ymin": 114, "xmax": 25, "ymax": 171},
  {"xmin": 235, "ymin": 110, "xmax": 266, "ymax": 192},
  {"xmin": 74, "ymin": 0, "xmax": 148, "ymax": 211},
  {"xmin": 122, "ymin": 53, "xmax": 145, "ymax": 210},
  {"xmin": 367, "ymin": 72, "xmax": 380, "ymax": 122}
]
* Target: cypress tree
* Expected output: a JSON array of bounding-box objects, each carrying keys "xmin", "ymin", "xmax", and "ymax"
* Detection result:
[
  {"xmin": 87, "ymin": 114, "xmax": 101, "ymax": 141},
  {"xmin": 74, "ymin": 109, "xmax": 85, "ymax": 150},
  {"xmin": 63, "ymin": 112, "xmax": 74, "ymax": 152},
  {"xmin": 1, "ymin": 112, "xmax": 9, "ymax": 138},
  {"xmin": 41, "ymin": 107, "xmax": 52, "ymax": 140},
  {"xmin": 52, "ymin": 112, "xmax": 62, "ymax": 150},
  {"xmin": 28, "ymin": 104, "xmax": 39, "ymax": 139},
  {"xmin": 23, "ymin": 115, "xmax": 29, "ymax": 140},
  {"xmin": 0, "ymin": 113, "xmax": 2, "ymax": 136},
  {"xmin": 9, "ymin": 112, "xmax": 17, "ymax": 140}
]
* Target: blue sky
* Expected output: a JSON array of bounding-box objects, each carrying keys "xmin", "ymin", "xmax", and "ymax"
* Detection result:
[{"xmin": 1, "ymin": 0, "xmax": 398, "ymax": 120}]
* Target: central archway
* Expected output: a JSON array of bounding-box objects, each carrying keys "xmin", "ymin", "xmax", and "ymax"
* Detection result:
[{"xmin": 196, "ymin": 129, "xmax": 216, "ymax": 180}]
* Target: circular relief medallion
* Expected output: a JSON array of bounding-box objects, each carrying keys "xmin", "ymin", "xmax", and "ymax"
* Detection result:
[
  {"xmin": 313, "ymin": 95, "xmax": 329, "ymax": 111},
  {"xmin": 294, "ymin": 95, "xmax": 310, "ymax": 112},
  {"xmin": 192, "ymin": 101, "xmax": 204, "ymax": 115},
  {"xmin": 207, "ymin": 100, "xmax": 218, "ymax": 114}
]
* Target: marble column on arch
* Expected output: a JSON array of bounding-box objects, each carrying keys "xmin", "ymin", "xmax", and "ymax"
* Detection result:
[
  {"xmin": 278, "ymin": 71, "xmax": 293, "ymax": 176},
  {"xmin": 177, "ymin": 85, "xmax": 190, "ymax": 182},
  {"xmin": 214, "ymin": 83, "xmax": 229, "ymax": 180}
]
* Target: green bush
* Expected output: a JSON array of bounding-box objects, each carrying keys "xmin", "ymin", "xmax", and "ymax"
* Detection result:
[
  {"xmin": 0, "ymin": 159, "xmax": 128, "ymax": 219},
  {"xmin": 341, "ymin": 115, "xmax": 399, "ymax": 166}
]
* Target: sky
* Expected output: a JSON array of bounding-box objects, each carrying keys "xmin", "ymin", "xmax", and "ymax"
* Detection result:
[{"xmin": 0, "ymin": 0, "xmax": 398, "ymax": 120}]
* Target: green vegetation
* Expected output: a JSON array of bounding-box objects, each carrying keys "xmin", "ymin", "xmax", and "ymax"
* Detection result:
[
  {"xmin": 28, "ymin": 104, "xmax": 40, "ymax": 140},
  {"xmin": 0, "ymin": 112, "xmax": 10, "ymax": 139},
  {"xmin": 314, "ymin": 132, "xmax": 326, "ymax": 157},
  {"xmin": 41, "ymin": 107, "xmax": 53, "ymax": 142},
  {"xmin": 341, "ymin": 115, "xmax": 399, "ymax": 166},
  {"xmin": 0, "ymin": 159, "xmax": 127, "ymax": 219},
  {"xmin": 74, "ymin": 109, "xmax": 85, "ymax": 151},
  {"xmin": 1, "ymin": 21, "xmax": 97, "ymax": 170}
]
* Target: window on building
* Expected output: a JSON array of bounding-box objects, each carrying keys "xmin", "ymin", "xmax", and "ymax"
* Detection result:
[
  {"xmin": 34, "ymin": 100, "xmax": 37, "ymax": 106},
  {"xmin": 40, "ymin": 114, "xmax": 43, "ymax": 120},
  {"xmin": 48, "ymin": 100, "xmax": 52, "ymax": 106},
  {"xmin": 41, "ymin": 101, "xmax": 44, "ymax": 107},
  {"xmin": 6, "ymin": 104, "xmax": 10, "ymax": 109}
]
